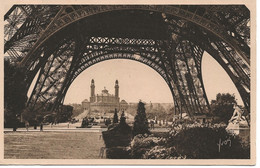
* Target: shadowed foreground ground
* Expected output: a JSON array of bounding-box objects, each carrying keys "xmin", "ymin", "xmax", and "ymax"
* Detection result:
[{"xmin": 4, "ymin": 131, "xmax": 105, "ymax": 159}]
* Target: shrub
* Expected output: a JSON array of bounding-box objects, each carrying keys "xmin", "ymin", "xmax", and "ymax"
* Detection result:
[
  {"xmin": 143, "ymin": 146, "xmax": 186, "ymax": 159},
  {"xmin": 106, "ymin": 147, "xmax": 131, "ymax": 159},
  {"xmin": 167, "ymin": 127, "xmax": 250, "ymax": 159},
  {"xmin": 211, "ymin": 93, "xmax": 237, "ymax": 124},
  {"xmin": 129, "ymin": 134, "xmax": 165, "ymax": 158},
  {"xmin": 102, "ymin": 122, "xmax": 132, "ymax": 159},
  {"xmin": 129, "ymin": 124, "xmax": 249, "ymax": 159},
  {"xmin": 113, "ymin": 109, "xmax": 119, "ymax": 123},
  {"xmin": 132, "ymin": 101, "xmax": 150, "ymax": 136},
  {"xmin": 120, "ymin": 110, "xmax": 126, "ymax": 124},
  {"xmin": 103, "ymin": 124, "xmax": 132, "ymax": 148}
]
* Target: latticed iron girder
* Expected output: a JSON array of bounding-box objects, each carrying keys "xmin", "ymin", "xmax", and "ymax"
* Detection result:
[
  {"xmin": 26, "ymin": 34, "xmax": 210, "ymax": 116},
  {"xmin": 4, "ymin": 5, "xmax": 250, "ymax": 66},
  {"xmin": 4, "ymin": 5, "xmax": 250, "ymax": 114},
  {"xmin": 163, "ymin": 14, "xmax": 250, "ymax": 111},
  {"xmin": 157, "ymin": 39, "xmax": 210, "ymax": 116},
  {"xmin": 4, "ymin": 5, "xmax": 61, "ymax": 60},
  {"xmin": 28, "ymin": 40, "xmax": 75, "ymax": 112}
]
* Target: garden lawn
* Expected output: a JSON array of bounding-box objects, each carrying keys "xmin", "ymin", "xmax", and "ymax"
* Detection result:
[{"xmin": 4, "ymin": 131, "xmax": 105, "ymax": 159}]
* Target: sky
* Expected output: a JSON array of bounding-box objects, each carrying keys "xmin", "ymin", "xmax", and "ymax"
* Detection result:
[{"xmin": 63, "ymin": 52, "xmax": 243, "ymax": 105}]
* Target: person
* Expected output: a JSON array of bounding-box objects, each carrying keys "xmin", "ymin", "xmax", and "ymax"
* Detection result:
[
  {"xmin": 40, "ymin": 123, "xmax": 43, "ymax": 131},
  {"xmin": 34, "ymin": 123, "xmax": 37, "ymax": 129},
  {"xmin": 150, "ymin": 120, "xmax": 155, "ymax": 129},
  {"xmin": 25, "ymin": 121, "xmax": 29, "ymax": 131}
]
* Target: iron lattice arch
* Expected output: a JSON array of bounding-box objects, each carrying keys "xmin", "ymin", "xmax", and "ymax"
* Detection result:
[{"xmin": 4, "ymin": 5, "xmax": 250, "ymax": 116}]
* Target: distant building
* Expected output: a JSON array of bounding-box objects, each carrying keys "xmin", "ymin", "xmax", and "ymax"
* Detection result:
[{"xmin": 82, "ymin": 79, "xmax": 128, "ymax": 118}]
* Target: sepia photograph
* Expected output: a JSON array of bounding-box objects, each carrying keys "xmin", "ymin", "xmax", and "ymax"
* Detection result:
[{"xmin": 0, "ymin": 0, "xmax": 256, "ymax": 165}]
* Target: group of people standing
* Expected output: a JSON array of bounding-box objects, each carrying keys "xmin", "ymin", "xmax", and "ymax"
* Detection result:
[{"xmin": 25, "ymin": 121, "xmax": 43, "ymax": 131}]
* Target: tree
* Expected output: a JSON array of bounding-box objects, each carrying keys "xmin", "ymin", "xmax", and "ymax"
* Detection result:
[
  {"xmin": 211, "ymin": 93, "xmax": 237, "ymax": 124},
  {"xmin": 55, "ymin": 105, "xmax": 73, "ymax": 123},
  {"xmin": 146, "ymin": 104, "xmax": 168, "ymax": 121},
  {"xmin": 69, "ymin": 103, "xmax": 84, "ymax": 118},
  {"xmin": 4, "ymin": 59, "xmax": 28, "ymax": 130},
  {"xmin": 133, "ymin": 101, "xmax": 150, "ymax": 136},
  {"xmin": 120, "ymin": 110, "xmax": 126, "ymax": 124},
  {"xmin": 113, "ymin": 108, "xmax": 119, "ymax": 123},
  {"xmin": 21, "ymin": 107, "xmax": 36, "ymax": 125}
]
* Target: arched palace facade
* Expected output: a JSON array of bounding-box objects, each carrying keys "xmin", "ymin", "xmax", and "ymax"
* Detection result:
[{"xmin": 82, "ymin": 79, "xmax": 128, "ymax": 117}]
